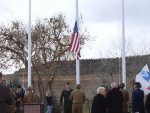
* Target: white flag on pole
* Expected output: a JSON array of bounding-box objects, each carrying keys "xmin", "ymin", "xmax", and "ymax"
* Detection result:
[{"xmin": 135, "ymin": 64, "xmax": 150, "ymax": 95}]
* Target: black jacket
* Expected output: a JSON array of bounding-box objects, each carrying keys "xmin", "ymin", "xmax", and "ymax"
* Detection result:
[
  {"xmin": 60, "ymin": 89, "xmax": 73, "ymax": 108},
  {"xmin": 46, "ymin": 96, "xmax": 52, "ymax": 105},
  {"xmin": 106, "ymin": 88, "xmax": 123, "ymax": 113},
  {"xmin": 132, "ymin": 89, "xmax": 145, "ymax": 113},
  {"xmin": 145, "ymin": 93, "xmax": 150, "ymax": 113},
  {"xmin": 0, "ymin": 84, "xmax": 13, "ymax": 113},
  {"xmin": 91, "ymin": 94, "xmax": 107, "ymax": 113}
]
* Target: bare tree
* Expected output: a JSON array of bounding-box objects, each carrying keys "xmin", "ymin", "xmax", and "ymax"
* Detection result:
[{"xmin": 0, "ymin": 14, "xmax": 89, "ymax": 102}]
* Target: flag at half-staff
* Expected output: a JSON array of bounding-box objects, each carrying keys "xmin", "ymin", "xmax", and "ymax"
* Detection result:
[{"xmin": 69, "ymin": 21, "xmax": 80, "ymax": 59}]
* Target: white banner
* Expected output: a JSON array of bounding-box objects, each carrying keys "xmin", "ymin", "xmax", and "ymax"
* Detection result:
[{"xmin": 135, "ymin": 64, "xmax": 150, "ymax": 95}]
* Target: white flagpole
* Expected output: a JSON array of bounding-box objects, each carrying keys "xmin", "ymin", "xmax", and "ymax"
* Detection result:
[
  {"xmin": 75, "ymin": 0, "xmax": 80, "ymax": 84},
  {"xmin": 76, "ymin": 56, "xmax": 80, "ymax": 84},
  {"xmin": 28, "ymin": 0, "xmax": 32, "ymax": 87},
  {"xmin": 121, "ymin": 0, "xmax": 126, "ymax": 88}
]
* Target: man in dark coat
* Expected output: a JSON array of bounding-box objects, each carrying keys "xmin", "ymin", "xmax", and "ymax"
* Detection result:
[
  {"xmin": 91, "ymin": 87, "xmax": 107, "ymax": 113},
  {"xmin": 145, "ymin": 92, "xmax": 150, "ymax": 113},
  {"xmin": 0, "ymin": 72, "xmax": 13, "ymax": 113},
  {"xmin": 132, "ymin": 82, "xmax": 145, "ymax": 113},
  {"xmin": 60, "ymin": 82, "xmax": 73, "ymax": 113},
  {"xmin": 106, "ymin": 82, "xmax": 123, "ymax": 113}
]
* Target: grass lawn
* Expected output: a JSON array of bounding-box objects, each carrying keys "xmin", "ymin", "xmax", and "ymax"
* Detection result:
[
  {"xmin": 83, "ymin": 104, "xmax": 91, "ymax": 113},
  {"xmin": 60, "ymin": 103, "xmax": 91, "ymax": 113}
]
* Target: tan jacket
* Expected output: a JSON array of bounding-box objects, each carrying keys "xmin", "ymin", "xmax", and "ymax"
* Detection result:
[
  {"xmin": 7, "ymin": 92, "xmax": 16, "ymax": 113},
  {"xmin": 23, "ymin": 91, "xmax": 39, "ymax": 104},
  {"xmin": 120, "ymin": 88, "xmax": 129, "ymax": 112},
  {"xmin": 70, "ymin": 89, "xmax": 86, "ymax": 104}
]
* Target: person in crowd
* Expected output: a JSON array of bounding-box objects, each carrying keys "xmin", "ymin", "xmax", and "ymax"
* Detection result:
[
  {"xmin": 145, "ymin": 92, "xmax": 150, "ymax": 113},
  {"xmin": 132, "ymin": 82, "xmax": 145, "ymax": 113},
  {"xmin": 46, "ymin": 90, "xmax": 53, "ymax": 113},
  {"xmin": 7, "ymin": 84, "xmax": 16, "ymax": 113},
  {"xmin": 15, "ymin": 85, "xmax": 24, "ymax": 109},
  {"xmin": 106, "ymin": 82, "xmax": 123, "ymax": 113},
  {"xmin": 23, "ymin": 87, "xmax": 40, "ymax": 104},
  {"xmin": 91, "ymin": 87, "xmax": 107, "ymax": 113},
  {"xmin": 119, "ymin": 83, "xmax": 129, "ymax": 113},
  {"xmin": 70, "ymin": 84, "xmax": 86, "ymax": 113},
  {"xmin": 60, "ymin": 81, "xmax": 73, "ymax": 113},
  {"xmin": 0, "ymin": 72, "xmax": 13, "ymax": 113}
]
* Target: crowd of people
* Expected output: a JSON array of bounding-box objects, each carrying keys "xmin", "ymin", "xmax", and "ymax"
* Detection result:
[
  {"xmin": 0, "ymin": 72, "xmax": 40, "ymax": 113},
  {"xmin": 60, "ymin": 81, "xmax": 150, "ymax": 113},
  {"xmin": 0, "ymin": 71, "xmax": 150, "ymax": 113}
]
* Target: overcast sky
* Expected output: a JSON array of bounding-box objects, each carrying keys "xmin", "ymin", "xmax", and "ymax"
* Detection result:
[{"xmin": 0, "ymin": 0, "xmax": 150, "ymax": 59}]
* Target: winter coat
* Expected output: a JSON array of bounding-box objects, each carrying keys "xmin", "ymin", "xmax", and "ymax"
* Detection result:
[
  {"xmin": 23, "ymin": 91, "xmax": 39, "ymax": 104},
  {"xmin": 46, "ymin": 96, "xmax": 52, "ymax": 106},
  {"xmin": 106, "ymin": 88, "xmax": 123, "ymax": 113},
  {"xmin": 0, "ymin": 84, "xmax": 13, "ymax": 113},
  {"xmin": 120, "ymin": 88, "xmax": 129, "ymax": 112},
  {"xmin": 7, "ymin": 91, "xmax": 16, "ymax": 113},
  {"xmin": 145, "ymin": 93, "xmax": 150, "ymax": 113},
  {"xmin": 60, "ymin": 89, "xmax": 73, "ymax": 108},
  {"xmin": 91, "ymin": 94, "xmax": 107, "ymax": 113},
  {"xmin": 132, "ymin": 89, "xmax": 145, "ymax": 113}
]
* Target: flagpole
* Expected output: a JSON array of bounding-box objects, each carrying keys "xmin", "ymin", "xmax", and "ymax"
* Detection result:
[
  {"xmin": 75, "ymin": 0, "xmax": 80, "ymax": 84},
  {"xmin": 121, "ymin": 0, "xmax": 126, "ymax": 88},
  {"xmin": 76, "ymin": 55, "xmax": 80, "ymax": 84},
  {"xmin": 28, "ymin": 0, "xmax": 32, "ymax": 87}
]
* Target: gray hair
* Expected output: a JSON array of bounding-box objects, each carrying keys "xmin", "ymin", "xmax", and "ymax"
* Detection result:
[
  {"xmin": 97, "ymin": 87, "xmax": 105, "ymax": 94},
  {"xmin": 111, "ymin": 82, "xmax": 118, "ymax": 88}
]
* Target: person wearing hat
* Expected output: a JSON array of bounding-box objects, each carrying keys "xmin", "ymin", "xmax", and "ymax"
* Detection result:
[
  {"xmin": 70, "ymin": 84, "xmax": 86, "ymax": 113},
  {"xmin": 119, "ymin": 83, "xmax": 129, "ymax": 113},
  {"xmin": 132, "ymin": 82, "xmax": 145, "ymax": 113},
  {"xmin": 60, "ymin": 82, "xmax": 73, "ymax": 113},
  {"xmin": 0, "ymin": 72, "xmax": 13, "ymax": 113}
]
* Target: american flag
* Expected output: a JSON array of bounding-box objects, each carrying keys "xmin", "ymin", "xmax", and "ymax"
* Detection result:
[{"xmin": 69, "ymin": 21, "xmax": 80, "ymax": 59}]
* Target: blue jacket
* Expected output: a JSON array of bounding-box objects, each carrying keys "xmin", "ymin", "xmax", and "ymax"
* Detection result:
[
  {"xmin": 132, "ymin": 89, "xmax": 145, "ymax": 113},
  {"xmin": 46, "ymin": 96, "xmax": 52, "ymax": 105}
]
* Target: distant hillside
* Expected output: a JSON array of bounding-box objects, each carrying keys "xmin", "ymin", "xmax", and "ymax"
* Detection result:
[
  {"xmin": 9, "ymin": 54, "xmax": 150, "ymax": 99},
  {"xmin": 16, "ymin": 54, "xmax": 150, "ymax": 76}
]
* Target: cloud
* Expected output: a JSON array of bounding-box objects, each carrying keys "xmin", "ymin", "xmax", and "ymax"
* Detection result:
[
  {"xmin": 80, "ymin": 0, "xmax": 122, "ymax": 22},
  {"xmin": 80, "ymin": 0, "xmax": 150, "ymax": 26},
  {"xmin": 0, "ymin": 0, "xmax": 11, "ymax": 14},
  {"xmin": 0, "ymin": 0, "xmax": 150, "ymax": 58}
]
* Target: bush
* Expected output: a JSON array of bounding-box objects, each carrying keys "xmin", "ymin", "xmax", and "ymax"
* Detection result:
[{"xmin": 51, "ymin": 91, "xmax": 61, "ymax": 113}]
